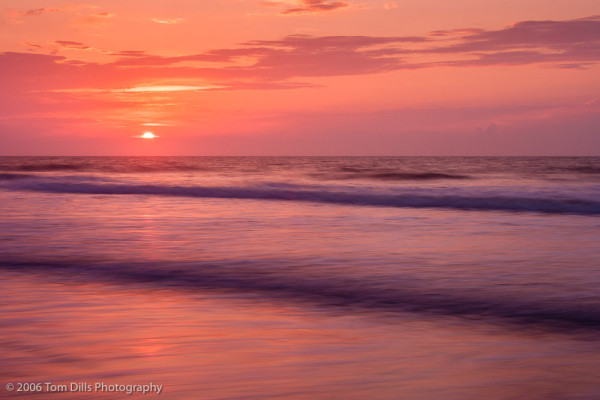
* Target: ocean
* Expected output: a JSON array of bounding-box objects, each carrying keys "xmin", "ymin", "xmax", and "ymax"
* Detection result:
[{"xmin": 1, "ymin": 156, "xmax": 599, "ymax": 399}]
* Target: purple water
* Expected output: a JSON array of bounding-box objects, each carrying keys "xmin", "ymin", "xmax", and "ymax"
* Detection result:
[{"xmin": 1, "ymin": 156, "xmax": 599, "ymax": 399}]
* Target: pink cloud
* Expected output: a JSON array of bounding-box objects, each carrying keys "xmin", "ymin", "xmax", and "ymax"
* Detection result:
[
  {"xmin": 75, "ymin": 11, "xmax": 114, "ymax": 26},
  {"xmin": 429, "ymin": 28, "xmax": 485, "ymax": 37},
  {"xmin": 270, "ymin": 0, "xmax": 350, "ymax": 15},
  {"xmin": 21, "ymin": 42, "xmax": 43, "ymax": 49},
  {"xmin": 1, "ymin": 7, "xmax": 59, "ymax": 23},
  {"xmin": 1, "ymin": 16, "xmax": 599, "ymax": 97},
  {"xmin": 23, "ymin": 7, "xmax": 60, "ymax": 16},
  {"xmin": 2, "ymin": 4, "xmax": 114, "ymax": 27},
  {"xmin": 54, "ymin": 40, "xmax": 90, "ymax": 50},
  {"xmin": 151, "ymin": 17, "xmax": 183, "ymax": 24}
]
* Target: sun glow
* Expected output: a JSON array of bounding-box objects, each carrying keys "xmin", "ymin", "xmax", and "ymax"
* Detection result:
[{"xmin": 141, "ymin": 132, "xmax": 157, "ymax": 139}]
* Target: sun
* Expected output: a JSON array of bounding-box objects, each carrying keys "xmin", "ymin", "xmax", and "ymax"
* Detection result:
[
  {"xmin": 133, "ymin": 131, "xmax": 160, "ymax": 139},
  {"xmin": 141, "ymin": 131, "xmax": 157, "ymax": 139}
]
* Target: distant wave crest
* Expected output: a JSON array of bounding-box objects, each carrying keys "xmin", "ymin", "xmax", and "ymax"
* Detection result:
[
  {"xmin": 317, "ymin": 168, "xmax": 471, "ymax": 181},
  {"xmin": 0, "ymin": 173, "xmax": 37, "ymax": 180},
  {"xmin": 0, "ymin": 162, "xmax": 210, "ymax": 173}
]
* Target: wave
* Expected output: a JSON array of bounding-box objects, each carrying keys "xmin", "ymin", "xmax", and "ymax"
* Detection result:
[
  {"xmin": 1, "ymin": 157, "xmax": 598, "ymax": 178},
  {"xmin": 0, "ymin": 163, "xmax": 472, "ymax": 180},
  {"xmin": 7, "ymin": 179, "xmax": 600, "ymax": 215},
  {"xmin": 0, "ymin": 162, "xmax": 213, "ymax": 173},
  {"xmin": 562, "ymin": 166, "xmax": 600, "ymax": 174},
  {"xmin": 0, "ymin": 173, "xmax": 37, "ymax": 180},
  {"xmin": 2, "ymin": 258, "xmax": 600, "ymax": 333},
  {"xmin": 316, "ymin": 168, "xmax": 471, "ymax": 181},
  {"xmin": 7, "ymin": 163, "xmax": 84, "ymax": 172}
]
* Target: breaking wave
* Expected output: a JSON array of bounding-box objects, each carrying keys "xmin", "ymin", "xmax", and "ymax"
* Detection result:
[
  {"xmin": 2, "ymin": 258, "xmax": 599, "ymax": 333},
  {"xmin": 5, "ymin": 178, "xmax": 600, "ymax": 215}
]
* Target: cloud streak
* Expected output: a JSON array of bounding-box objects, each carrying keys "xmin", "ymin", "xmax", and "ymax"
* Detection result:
[
  {"xmin": 94, "ymin": 15, "xmax": 600, "ymax": 83},
  {"xmin": 280, "ymin": 0, "xmax": 350, "ymax": 14},
  {"xmin": 2, "ymin": 4, "xmax": 113, "ymax": 25},
  {"xmin": 2, "ymin": 7, "xmax": 59, "ymax": 23},
  {"xmin": 151, "ymin": 17, "xmax": 183, "ymax": 24},
  {"xmin": 54, "ymin": 40, "xmax": 90, "ymax": 50},
  {"xmin": 423, "ymin": 16, "xmax": 600, "ymax": 68},
  {"xmin": 1, "ymin": 15, "xmax": 598, "ymax": 97}
]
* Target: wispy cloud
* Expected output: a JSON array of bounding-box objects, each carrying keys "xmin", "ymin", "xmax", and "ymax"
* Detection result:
[
  {"xmin": 427, "ymin": 16, "xmax": 600, "ymax": 68},
  {"xmin": 260, "ymin": 0, "xmax": 350, "ymax": 15},
  {"xmin": 152, "ymin": 17, "xmax": 183, "ymax": 24},
  {"xmin": 2, "ymin": 15, "xmax": 599, "ymax": 96},
  {"xmin": 2, "ymin": 7, "xmax": 59, "ymax": 23},
  {"xmin": 54, "ymin": 40, "xmax": 90, "ymax": 50},
  {"xmin": 23, "ymin": 7, "xmax": 60, "ymax": 16},
  {"xmin": 75, "ymin": 11, "xmax": 114, "ymax": 26},
  {"xmin": 2, "ymin": 4, "xmax": 114, "ymax": 25},
  {"xmin": 21, "ymin": 41, "xmax": 44, "ymax": 49}
]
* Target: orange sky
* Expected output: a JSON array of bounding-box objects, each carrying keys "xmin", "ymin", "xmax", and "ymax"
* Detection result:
[{"xmin": 1, "ymin": 0, "xmax": 599, "ymax": 155}]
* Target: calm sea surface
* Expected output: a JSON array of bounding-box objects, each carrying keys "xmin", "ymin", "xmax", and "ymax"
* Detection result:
[{"xmin": 1, "ymin": 156, "xmax": 599, "ymax": 399}]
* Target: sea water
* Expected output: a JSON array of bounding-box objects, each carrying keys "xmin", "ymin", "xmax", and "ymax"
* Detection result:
[{"xmin": 1, "ymin": 156, "xmax": 599, "ymax": 399}]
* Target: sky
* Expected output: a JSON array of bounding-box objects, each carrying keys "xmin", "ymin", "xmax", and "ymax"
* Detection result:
[{"xmin": 0, "ymin": 0, "xmax": 599, "ymax": 155}]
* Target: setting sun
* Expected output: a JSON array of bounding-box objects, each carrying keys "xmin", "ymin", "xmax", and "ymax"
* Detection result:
[{"xmin": 141, "ymin": 132, "xmax": 156, "ymax": 139}]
